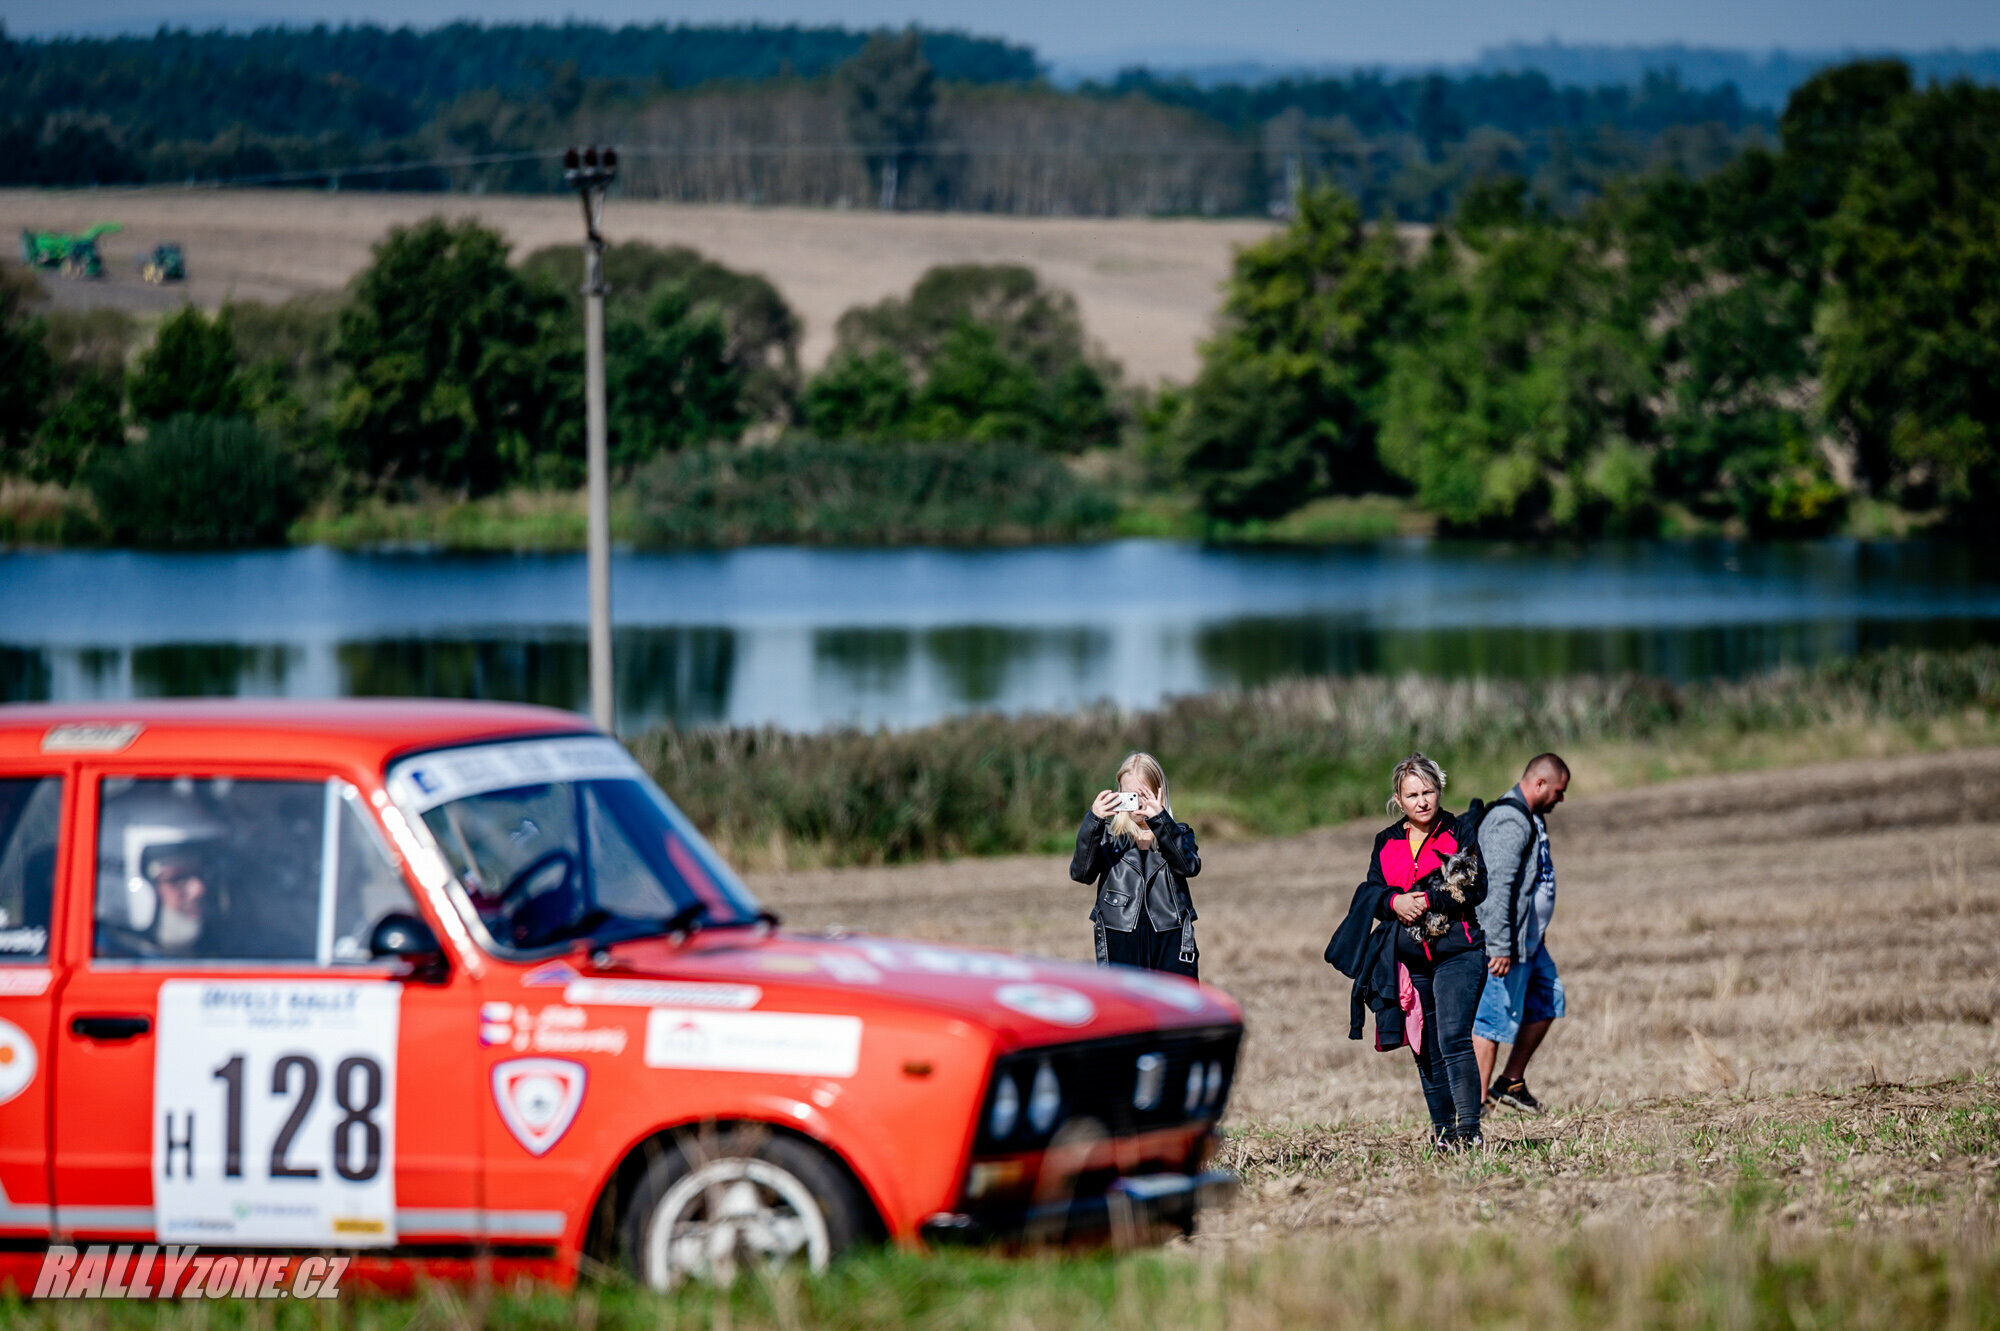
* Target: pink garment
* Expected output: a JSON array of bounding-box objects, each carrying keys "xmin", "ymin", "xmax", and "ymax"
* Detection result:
[{"xmin": 1397, "ymin": 961, "xmax": 1424, "ymax": 1055}]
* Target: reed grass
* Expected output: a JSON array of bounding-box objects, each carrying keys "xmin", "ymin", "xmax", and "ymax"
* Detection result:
[
  {"xmin": 631, "ymin": 440, "xmax": 1118, "ymax": 546},
  {"xmin": 635, "ymin": 648, "xmax": 2000, "ymax": 866}
]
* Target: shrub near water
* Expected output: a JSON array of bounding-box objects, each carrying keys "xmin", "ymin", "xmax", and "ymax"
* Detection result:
[
  {"xmin": 635, "ymin": 648, "xmax": 2000, "ymax": 864},
  {"xmin": 632, "ymin": 439, "xmax": 1116, "ymax": 546},
  {"xmin": 88, "ymin": 414, "xmax": 303, "ymax": 547}
]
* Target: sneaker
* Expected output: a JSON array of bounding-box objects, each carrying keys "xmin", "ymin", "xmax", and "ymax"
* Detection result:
[{"xmin": 1489, "ymin": 1077, "xmax": 1545, "ymax": 1115}]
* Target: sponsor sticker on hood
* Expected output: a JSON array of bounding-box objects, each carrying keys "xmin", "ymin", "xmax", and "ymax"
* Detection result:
[{"xmin": 994, "ymin": 983, "xmax": 1096, "ymax": 1027}]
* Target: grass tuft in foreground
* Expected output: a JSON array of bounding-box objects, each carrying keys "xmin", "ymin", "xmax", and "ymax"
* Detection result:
[
  {"xmin": 635, "ymin": 647, "xmax": 2000, "ymax": 866},
  {"xmin": 11, "ymin": 1228, "xmax": 1999, "ymax": 1331}
]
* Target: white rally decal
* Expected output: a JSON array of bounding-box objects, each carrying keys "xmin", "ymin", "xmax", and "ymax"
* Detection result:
[
  {"xmin": 564, "ymin": 978, "xmax": 761, "ymax": 1010},
  {"xmin": 491, "ymin": 1058, "xmax": 587, "ymax": 1156},
  {"xmin": 644, "ymin": 1009, "xmax": 862, "ymax": 1077},
  {"xmin": 0, "ymin": 1017, "xmax": 37, "ymax": 1106},
  {"xmin": 154, "ymin": 981, "xmax": 398, "ymax": 1247},
  {"xmin": 388, "ymin": 737, "xmax": 640, "ymax": 814},
  {"xmin": 0, "ymin": 967, "xmax": 51, "ymax": 997},
  {"xmin": 995, "ymin": 983, "xmax": 1096, "ymax": 1027}
]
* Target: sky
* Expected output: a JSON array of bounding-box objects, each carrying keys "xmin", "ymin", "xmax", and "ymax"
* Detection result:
[{"xmin": 6, "ymin": 0, "xmax": 2000, "ymax": 66}]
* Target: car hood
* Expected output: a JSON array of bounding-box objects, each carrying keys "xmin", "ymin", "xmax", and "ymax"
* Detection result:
[{"xmin": 544, "ymin": 929, "xmax": 1240, "ymax": 1045}]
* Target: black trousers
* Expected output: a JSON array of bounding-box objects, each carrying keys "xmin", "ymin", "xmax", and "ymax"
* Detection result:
[
  {"xmin": 1097, "ymin": 912, "xmax": 1197, "ymax": 981},
  {"xmin": 1406, "ymin": 948, "xmax": 1486, "ymax": 1136}
]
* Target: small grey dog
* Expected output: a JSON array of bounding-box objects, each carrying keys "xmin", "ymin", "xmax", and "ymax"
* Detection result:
[{"xmin": 1404, "ymin": 846, "xmax": 1481, "ymax": 946}]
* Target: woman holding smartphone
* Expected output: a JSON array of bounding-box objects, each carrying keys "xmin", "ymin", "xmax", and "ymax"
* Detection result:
[{"xmin": 1070, "ymin": 752, "xmax": 1202, "ymax": 978}]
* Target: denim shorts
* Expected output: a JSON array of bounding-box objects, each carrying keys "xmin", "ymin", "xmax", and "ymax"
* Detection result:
[{"xmin": 1472, "ymin": 941, "xmax": 1565, "ymax": 1043}]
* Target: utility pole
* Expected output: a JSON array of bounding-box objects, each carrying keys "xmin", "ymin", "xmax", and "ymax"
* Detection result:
[{"xmin": 565, "ymin": 145, "xmax": 618, "ymax": 734}]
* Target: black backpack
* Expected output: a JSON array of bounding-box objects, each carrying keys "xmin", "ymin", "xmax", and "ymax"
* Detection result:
[{"xmin": 1459, "ymin": 792, "xmax": 1535, "ymax": 954}]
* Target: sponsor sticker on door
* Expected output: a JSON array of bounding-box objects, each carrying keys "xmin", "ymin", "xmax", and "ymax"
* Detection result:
[{"xmin": 643, "ymin": 1009, "xmax": 862, "ymax": 1077}]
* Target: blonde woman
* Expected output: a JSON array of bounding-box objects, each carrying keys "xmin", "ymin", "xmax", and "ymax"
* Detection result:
[
  {"xmin": 1069, "ymin": 752, "xmax": 1202, "ymax": 978},
  {"xmin": 1364, "ymin": 752, "xmax": 1488, "ymax": 1147}
]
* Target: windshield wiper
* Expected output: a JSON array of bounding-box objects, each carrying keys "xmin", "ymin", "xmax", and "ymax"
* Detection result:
[
  {"xmin": 661, "ymin": 901, "xmax": 710, "ymax": 936},
  {"xmin": 699, "ymin": 909, "xmax": 783, "ymax": 931}
]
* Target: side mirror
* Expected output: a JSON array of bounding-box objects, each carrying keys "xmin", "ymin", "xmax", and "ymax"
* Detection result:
[{"xmin": 369, "ymin": 912, "xmax": 447, "ymax": 983}]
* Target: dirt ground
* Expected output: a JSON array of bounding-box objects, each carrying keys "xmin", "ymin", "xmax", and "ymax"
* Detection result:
[
  {"xmin": 0, "ymin": 189, "xmax": 1276, "ymax": 382},
  {"xmin": 747, "ymin": 749, "xmax": 2000, "ymax": 1242}
]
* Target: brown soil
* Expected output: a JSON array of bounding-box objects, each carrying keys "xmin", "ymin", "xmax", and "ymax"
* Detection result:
[
  {"xmin": 0, "ymin": 189, "xmax": 1276, "ymax": 382},
  {"xmin": 747, "ymin": 749, "xmax": 2000, "ymax": 1240}
]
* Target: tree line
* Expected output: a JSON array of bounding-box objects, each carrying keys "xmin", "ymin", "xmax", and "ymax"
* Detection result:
[
  {"xmin": 2, "ymin": 20, "xmax": 1769, "ymax": 218},
  {"xmin": 1159, "ymin": 62, "xmax": 2000, "ymax": 536}
]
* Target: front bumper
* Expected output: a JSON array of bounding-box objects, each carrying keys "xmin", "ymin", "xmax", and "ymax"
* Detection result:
[{"xmin": 920, "ymin": 1169, "xmax": 1238, "ymax": 1245}]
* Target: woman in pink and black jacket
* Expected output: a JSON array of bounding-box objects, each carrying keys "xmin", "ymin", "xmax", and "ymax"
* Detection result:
[{"xmin": 1364, "ymin": 752, "xmax": 1489, "ymax": 1148}]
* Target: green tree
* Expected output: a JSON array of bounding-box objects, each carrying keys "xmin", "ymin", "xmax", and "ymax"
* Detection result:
[
  {"xmin": 607, "ymin": 287, "xmax": 745, "ymax": 466},
  {"xmin": 800, "ymin": 349, "xmax": 912, "ymax": 441},
  {"xmin": 333, "ymin": 217, "xmax": 573, "ymax": 495},
  {"xmin": 1172, "ymin": 186, "xmax": 1410, "ymax": 521},
  {"xmin": 1379, "ymin": 215, "xmax": 1657, "ymax": 534},
  {"xmin": 128, "ymin": 306, "xmax": 245, "ymax": 423},
  {"xmin": 840, "ymin": 30, "xmax": 935, "ymax": 208},
  {"xmin": 0, "ymin": 262, "xmax": 54, "ymax": 466},
  {"xmin": 818, "ymin": 264, "xmax": 1119, "ymax": 449},
  {"xmin": 1821, "ymin": 79, "xmax": 2000, "ymax": 515},
  {"xmin": 520, "ymin": 241, "xmax": 801, "ymax": 428},
  {"xmin": 89, "ymin": 414, "xmax": 302, "ymax": 547}
]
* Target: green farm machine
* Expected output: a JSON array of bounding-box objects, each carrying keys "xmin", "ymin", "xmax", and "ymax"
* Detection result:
[
  {"xmin": 140, "ymin": 243, "xmax": 185, "ymax": 283},
  {"xmin": 20, "ymin": 222, "xmax": 122, "ymax": 278}
]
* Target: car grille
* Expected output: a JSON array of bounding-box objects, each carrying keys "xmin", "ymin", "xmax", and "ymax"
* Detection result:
[{"xmin": 973, "ymin": 1024, "xmax": 1241, "ymax": 1156}]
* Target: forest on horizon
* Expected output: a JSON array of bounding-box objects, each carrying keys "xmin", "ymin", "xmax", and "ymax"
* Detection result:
[{"xmin": 0, "ymin": 20, "xmax": 1869, "ymax": 219}]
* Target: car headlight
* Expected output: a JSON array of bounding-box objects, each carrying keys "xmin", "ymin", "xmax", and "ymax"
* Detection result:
[
  {"xmin": 1205, "ymin": 1059, "xmax": 1225, "ymax": 1109},
  {"xmin": 989, "ymin": 1073, "xmax": 1020, "ymax": 1140},
  {"xmin": 1184, "ymin": 1061, "xmax": 1204, "ymax": 1115},
  {"xmin": 1027, "ymin": 1060, "xmax": 1062, "ymax": 1134}
]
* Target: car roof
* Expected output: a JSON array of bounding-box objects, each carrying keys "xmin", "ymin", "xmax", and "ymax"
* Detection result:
[{"xmin": 0, "ymin": 698, "xmax": 596, "ymax": 770}]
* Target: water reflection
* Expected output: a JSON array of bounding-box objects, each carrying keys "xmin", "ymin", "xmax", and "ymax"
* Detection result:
[
  {"xmin": 337, "ymin": 630, "xmax": 737, "ymax": 730},
  {"xmin": 6, "ymin": 540, "xmax": 2000, "ymax": 733}
]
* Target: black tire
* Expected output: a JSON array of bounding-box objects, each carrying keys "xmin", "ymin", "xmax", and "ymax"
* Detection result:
[{"xmin": 619, "ymin": 1127, "xmax": 870, "ymax": 1290}]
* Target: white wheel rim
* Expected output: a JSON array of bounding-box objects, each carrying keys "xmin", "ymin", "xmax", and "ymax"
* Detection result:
[{"xmin": 644, "ymin": 1156, "xmax": 832, "ymax": 1288}]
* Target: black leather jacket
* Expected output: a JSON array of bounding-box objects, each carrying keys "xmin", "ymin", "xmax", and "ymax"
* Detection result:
[{"xmin": 1069, "ymin": 811, "xmax": 1201, "ymax": 932}]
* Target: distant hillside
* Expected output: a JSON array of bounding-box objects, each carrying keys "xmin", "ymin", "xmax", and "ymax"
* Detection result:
[{"xmin": 1474, "ymin": 41, "xmax": 2000, "ymax": 109}]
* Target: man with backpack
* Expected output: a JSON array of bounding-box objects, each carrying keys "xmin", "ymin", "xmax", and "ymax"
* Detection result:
[{"xmin": 1471, "ymin": 753, "xmax": 1571, "ymax": 1115}]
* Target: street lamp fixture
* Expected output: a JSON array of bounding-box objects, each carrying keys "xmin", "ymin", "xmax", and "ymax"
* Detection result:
[{"xmin": 565, "ymin": 145, "xmax": 618, "ymax": 734}]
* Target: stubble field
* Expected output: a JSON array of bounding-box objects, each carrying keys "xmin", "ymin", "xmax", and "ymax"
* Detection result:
[
  {"xmin": 748, "ymin": 748, "xmax": 2000, "ymax": 1254},
  {"xmin": 0, "ymin": 189, "xmax": 1277, "ymax": 382}
]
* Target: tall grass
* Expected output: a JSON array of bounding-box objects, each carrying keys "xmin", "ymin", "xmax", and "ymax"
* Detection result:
[
  {"xmin": 632, "ymin": 440, "xmax": 1117, "ymax": 546},
  {"xmin": 635, "ymin": 648, "xmax": 2000, "ymax": 865}
]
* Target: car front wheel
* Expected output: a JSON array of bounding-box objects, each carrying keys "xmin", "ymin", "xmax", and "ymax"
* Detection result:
[{"xmin": 622, "ymin": 1128, "xmax": 870, "ymax": 1289}]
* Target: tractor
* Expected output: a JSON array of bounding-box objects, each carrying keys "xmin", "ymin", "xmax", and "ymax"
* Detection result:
[{"xmin": 140, "ymin": 243, "xmax": 186, "ymax": 283}]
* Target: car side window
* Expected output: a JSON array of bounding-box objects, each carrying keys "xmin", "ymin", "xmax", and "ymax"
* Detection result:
[
  {"xmin": 94, "ymin": 776, "xmax": 416, "ymax": 966},
  {"xmin": 0, "ymin": 777, "xmax": 61, "ymax": 961}
]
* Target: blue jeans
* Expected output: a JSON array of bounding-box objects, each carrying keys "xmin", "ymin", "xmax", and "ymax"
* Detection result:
[
  {"xmin": 1472, "ymin": 942, "xmax": 1565, "ymax": 1044},
  {"xmin": 1408, "ymin": 949, "xmax": 1486, "ymax": 1137}
]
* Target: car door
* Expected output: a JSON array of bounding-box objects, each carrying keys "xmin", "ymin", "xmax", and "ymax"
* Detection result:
[
  {"xmin": 50, "ymin": 764, "xmax": 480, "ymax": 1248},
  {"xmin": 0, "ymin": 769, "xmax": 67, "ymax": 1243}
]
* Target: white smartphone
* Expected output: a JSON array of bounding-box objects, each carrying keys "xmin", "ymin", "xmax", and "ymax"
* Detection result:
[{"xmin": 1112, "ymin": 791, "xmax": 1140, "ymax": 813}]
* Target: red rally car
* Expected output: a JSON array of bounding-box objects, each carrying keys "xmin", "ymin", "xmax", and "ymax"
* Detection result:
[{"xmin": 0, "ymin": 700, "xmax": 1241, "ymax": 1291}]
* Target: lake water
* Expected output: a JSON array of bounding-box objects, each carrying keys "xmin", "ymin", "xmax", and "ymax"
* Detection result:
[{"xmin": 4, "ymin": 540, "xmax": 1999, "ymax": 734}]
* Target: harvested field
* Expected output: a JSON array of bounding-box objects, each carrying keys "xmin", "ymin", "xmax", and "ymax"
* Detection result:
[
  {"xmin": 748, "ymin": 748, "xmax": 2000, "ymax": 1244},
  {"xmin": 0, "ymin": 189, "xmax": 1276, "ymax": 382}
]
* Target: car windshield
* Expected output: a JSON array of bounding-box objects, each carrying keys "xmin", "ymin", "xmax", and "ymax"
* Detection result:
[{"xmin": 386, "ymin": 736, "xmax": 762, "ymax": 953}]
